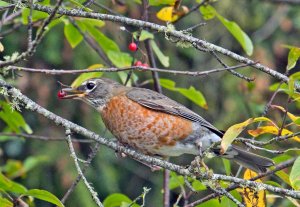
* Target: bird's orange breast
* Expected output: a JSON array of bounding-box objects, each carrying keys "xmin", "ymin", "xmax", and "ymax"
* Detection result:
[{"xmin": 100, "ymin": 94, "xmax": 193, "ymax": 155}]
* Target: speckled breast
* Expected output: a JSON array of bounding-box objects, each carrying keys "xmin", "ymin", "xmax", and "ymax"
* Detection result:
[{"xmin": 100, "ymin": 94, "xmax": 194, "ymax": 155}]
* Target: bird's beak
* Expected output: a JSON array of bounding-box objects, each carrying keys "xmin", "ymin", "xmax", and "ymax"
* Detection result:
[{"xmin": 61, "ymin": 87, "xmax": 86, "ymax": 99}]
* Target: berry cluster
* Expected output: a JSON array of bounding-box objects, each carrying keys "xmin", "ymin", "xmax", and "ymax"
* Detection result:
[{"xmin": 134, "ymin": 61, "xmax": 149, "ymax": 67}]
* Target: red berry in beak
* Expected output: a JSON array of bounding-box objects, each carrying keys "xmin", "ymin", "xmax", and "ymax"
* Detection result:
[{"xmin": 57, "ymin": 90, "xmax": 66, "ymax": 99}]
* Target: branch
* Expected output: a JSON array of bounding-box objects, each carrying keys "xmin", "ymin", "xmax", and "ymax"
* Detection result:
[
  {"xmin": 23, "ymin": 3, "xmax": 294, "ymax": 88},
  {"xmin": 7, "ymin": 63, "xmax": 253, "ymax": 76},
  {"xmin": 236, "ymin": 131, "xmax": 300, "ymax": 146},
  {"xmin": 0, "ymin": 132, "xmax": 94, "ymax": 143},
  {"xmin": 65, "ymin": 129, "xmax": 103, "ymax": 207},
  {"xmin": 264, "ymin": 0, "xmax": 300, "ymax": 4},
  {"xmin": 1, "ymin": 79, "xmax": 300, "ymax": 200}
]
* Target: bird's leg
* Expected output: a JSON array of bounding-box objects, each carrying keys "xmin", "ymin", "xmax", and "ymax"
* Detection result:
[
  {"xmin": 114, "ymin": 141, "xmax": 128, "ymax": 158},
  {"xmin": 114, "ymin": 141, "xmax": 162, "ymax": 171},
  {"xmin": 133, "ymin": 157, "xmax": 162, "ymax": 171},
  {"xmin": 195, "ymin": 141, "xmax": 210, "ymax": 172}
]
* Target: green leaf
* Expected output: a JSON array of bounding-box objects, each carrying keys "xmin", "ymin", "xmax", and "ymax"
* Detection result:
[
  {"xmin": 22, "ymin": 8, "xmax": 49, "ymax": 25},
  {"xmin": 289, "ymin": 71, "xmax": 300, "ymax": 80},
  {"xmin": 71, "ymin": 64, "xmax": 103, "ymax": 88},
  {"xmin": 64, "ymin": 22, "xmax": 83, "ymax": 48},
  {"xmin": 68, "ymin": 0, "xmax": 92, "ymax": 12},
  {"xmin": 177, "ymin": 87, "xmax": 207, "ymax": 109},
  {"xmin": 2, "ymin": 159, "xmax": 23, "ymax": 178},
  {"xmin": 191, "ymin": 180, "xmax": 206, "ymax": 191},
  {"xmin": 116, "ymin": 71, "xmax": 138, "ymax": 86},
  {"xmin": 285, "ymin": 46, "xmax": 300, "ymax": 70},
  {"xmin": 0, "ymin": 197, "xmax": 13, "ymax": 207},
  {"xmin": 133, "ymin": 30, "xmax": 154, "ymax": 41},
  {"xmin": 199, "ymin": 5, "xmax": 216, "ymax": 20},
  {"xmin": 269, "ymin": 82, "xmax": 288, "ymax": 92},
  {"xmin": 294, "ymin": 117, "xmax": 300, "ymax": 125},
  {"xmin": 107, "ymin": 51, "xmax": 133, "ymax": 68},
  {"xmin": 150, "ymin": 40, "xmax": 170, "ymax": 67},
  {"xmin": 290, "ymin": 156, "xmax": 300, "ymax": 190},
  {"xmin": 199, "ymin": 5, "xmax": 253, "ymax": 56},
  {"xmin": 23, "ymin": 189, "xmax": 64, "ymax": 207},
  {"xmin": 149, "ymin": 0, "xmax": 176, "ymax": 6},
  {"xmin": 103, "ymin": 193, "xmax": 139, "ymax": 207},
  {"xmin": 24, "ymin": 156, "xmax": 49, "ymax": 173},
  {"xmin": 288, "ymin": 76, "xmax": 295, "ymax": 97},
  {"xmin": 169, "ymin": 172, "xmax": 184, "ymax": 190},
  {"xmin": 216, "ymin": 13, "xmax": 253, "ymax": 56},
  {"xmin": 264, "ymin": 181, "xmax": 282, "ymax": 188},
  {"xmin": 196, "ymin": 198, "xmax": 221, "ymax": 207},
  {"xmin": 0, "ymin": 172, "xmax": 27, "ymax": 194},
  {"xmin": 86, "ymin": 24, "xmax": 120, "ymax": 53},
  {"xmin": 158, "ymin": 79, "xmax": 176, "ymax": 89},
  {"xmin": 0, "ymin": 0, "xmax": 9, "ymax": 6},
  {"xmin": 0, "ymin": 101, "xmax": 32, "ymax": 134},
  {"xmin": 79, "ymin": 18, "xmax": 105, "ymax": 28},
  {"xmin": 222, "ymin": 158, "xmax": 231, "ymax": 176},
  {"xmin": 158, "ymin": 79, "xmax": 208, "ymax": 109}
]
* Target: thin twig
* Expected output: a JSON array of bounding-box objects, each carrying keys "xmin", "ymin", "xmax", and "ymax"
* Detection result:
[
  {"xmin": 27, "ymin": 0, "xmax": 33, "ymax": 49},
  {"xmin": 236, "ymin": 131, "xmax": 300, "ymax": 146},
  {"xmin": 210, "ymin": 51, "xmax": 254, "ymax": 82},
  {"xmin": 64, "ymin": 129, "xmax": 103, "ymax": 207},
  {"xmin": 7, "ymin": 63, "xmax": 254, "ymax": 76},
  {"xmin": 0, "ymin": 133, "xmax": 94, "ymax": 143},
  {"xmin": 213, "ymin": 187, "xmax": 245, "ymax": 207},
  {"xmin": 173, "ymin": 0, "xmax": 209, "ymax": 24},
  {"xmin": 68, "ymin": 17, "xmax": 113, "ymax": 66}
]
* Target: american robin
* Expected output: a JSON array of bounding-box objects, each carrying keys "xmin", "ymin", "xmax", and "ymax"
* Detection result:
[{"xmin": 61, "ymin": 78, "xmax": 274, "ymax": 172}]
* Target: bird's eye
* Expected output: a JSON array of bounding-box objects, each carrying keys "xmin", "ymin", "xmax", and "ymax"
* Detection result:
[{"xmin": 86, "ymin": 82, "xmax": 95, "ymax": 90}]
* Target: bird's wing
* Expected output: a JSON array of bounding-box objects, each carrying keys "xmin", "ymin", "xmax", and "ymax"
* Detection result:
[{"xmin": 126, "ymin": 88, "xmax": 223, "ymax": 136}]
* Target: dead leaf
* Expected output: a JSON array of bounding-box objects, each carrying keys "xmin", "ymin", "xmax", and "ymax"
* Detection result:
[{"xmin": 242, "ymin": 169, "xmax": 266, "ymax": 207}]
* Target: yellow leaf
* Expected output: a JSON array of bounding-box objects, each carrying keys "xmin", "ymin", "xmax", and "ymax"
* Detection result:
[
  {"xmin": 221, "ymin": 118, "xmax": 254, "ymax": 154},
  {"xmin": 248, "ymin": 126, "xmax": 279, "ymax": 137},
  {"xmin": 248, "ymin": 126, "xmax": 300, "ymax": 142},
  {"xmin": 253, "ymin": 117, "xmax": 277, "ymax": 127},
  {"xmin": 157, "ymin": 6, "xmax": 173, "ymax": 22},
  {"xmin": 271, "ymin": 105, "xmax": 299, "ymax": 122},
  {"xmin": 221, "ymin": 117, "xmax": 277, "ymax": 154},
  {"xmin": 242, "ymin": 169, "xmax": 266, "ymax": 207}
]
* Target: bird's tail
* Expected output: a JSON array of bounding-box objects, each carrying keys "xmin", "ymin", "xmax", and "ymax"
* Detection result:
[{"xmin": 222, "ymin": 145, "xmax": 274, "ymax": 173}]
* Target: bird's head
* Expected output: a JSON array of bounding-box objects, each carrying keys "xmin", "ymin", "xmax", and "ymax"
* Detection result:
[{"xmin": 61, "ymin": 78, "xmax": 123, "ymax": 109}]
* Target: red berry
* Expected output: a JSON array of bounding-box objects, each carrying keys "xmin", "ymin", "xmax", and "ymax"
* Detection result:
[
  {"xmin": 128, "ymin": 42, "xmax": 137, "ymax": 51},
  {"xmin": 57, "ymin": 90, "xmax": 66, "ymax": 99},
  {"xmin": 142, "ymin": 63, "xmax": 149, "ymax": 67},
  {"xmin": 134, "ymin": 61, "xmax": 143, "ymax": 66}
]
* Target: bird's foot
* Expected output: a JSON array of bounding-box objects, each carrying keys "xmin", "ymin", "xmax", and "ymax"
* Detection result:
[
  {"xmin": 132, "ymin": 158, "xmax": 162, "ymax": 171},
  {"xmin": 190, "ymin": 156, "xmax": 210, "ymax": 175}
]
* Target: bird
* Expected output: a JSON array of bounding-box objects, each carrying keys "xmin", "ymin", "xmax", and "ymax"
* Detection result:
[{"xmin": 60, "ymin": 78, "xmax": 274, "ymax": 172}]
